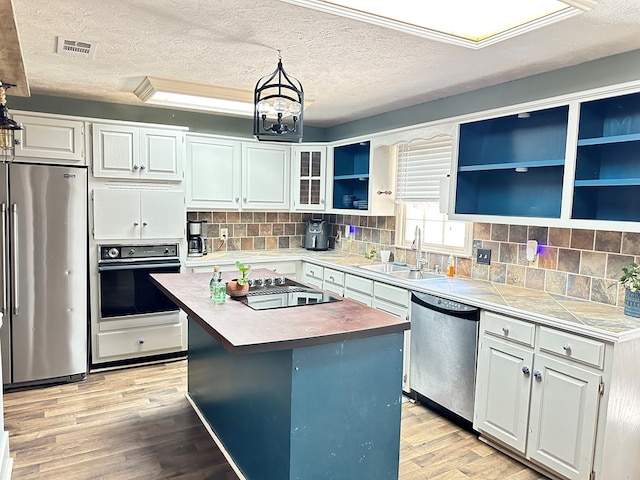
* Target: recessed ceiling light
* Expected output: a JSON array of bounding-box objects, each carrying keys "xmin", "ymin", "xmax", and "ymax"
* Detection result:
[{"xmin": 279, "ymin": 0, "xmax": 596, "ymax": 48}]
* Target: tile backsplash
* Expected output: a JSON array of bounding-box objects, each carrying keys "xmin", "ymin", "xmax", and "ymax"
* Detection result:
[
  {"xmin": 188, "ymin": 211, "xmax": 314, "ymax": 252},
  {"xmin": 470, "ymin": 223, "xmax": 640, "ymax": 307},
  {"xmin": 188, "ymin": 211, "xmax": 639, "ymax": 308}
]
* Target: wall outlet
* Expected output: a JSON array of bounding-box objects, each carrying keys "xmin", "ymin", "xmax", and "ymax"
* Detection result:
[
  {"xmin": 477, "ymin": 248, "xmax": 491, "ymax": 265},
  {"xmin": 220, "ymin": 228, "xmax": 228, "ymax": 241}
]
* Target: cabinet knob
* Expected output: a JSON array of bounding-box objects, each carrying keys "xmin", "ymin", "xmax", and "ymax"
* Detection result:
[
  {"xmin": 502, "ymin": 326, "xmax": 509, "ymax": 335},
  {"xmin": 133, "ymin": 222, "xmax": 139, "ymax": 226},
  {"xmin": 138, "ymin": 338, "xmax": 145, "ymax": 344},
  {"xmin": 533, "ymin": 370, "xmax": 542, "ymax": 380},
  {"xmin": 562, "ymin": 343, "xmax": 572, "ymax": 352},
  {"xmin": 320, "ymin": 199, "xmax": 325, "ymax": 204},
  {"xmin": 133, "ymin": 164, "xmax": 140, "ymax": 170},
  {"xmin": 140, "ymin": 164, "xmax": 146, "ymax": 170},
  {"xmin": 329, "ymin": 276, "xmax": 334, "ymax": 281},
  {"xmin": 234, "ymin": 197, "xmax": 240, "ymax": 203},
  {"xmin": 521, "ymin": 366, "xmax": 530, "ymax": 375},
  {"xmin": 143, "ymin": 222, "xmax": 148, "ymax": 226},
  {"xmin": 243, "ymin": 197, "xmax": 248, "ymax": 203}
]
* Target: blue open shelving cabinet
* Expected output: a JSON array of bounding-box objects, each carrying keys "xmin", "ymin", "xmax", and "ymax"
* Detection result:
[
  {"xmin": 572, "ymin": 91, "xmax": 640, "ymax": 222},
  {"xmin": 455, "ymin": 106, "xmax": 569, "ymax": 218},
  {"xmin": 332, "ymin": 141, "xmax": 370, "ymax": 210}
]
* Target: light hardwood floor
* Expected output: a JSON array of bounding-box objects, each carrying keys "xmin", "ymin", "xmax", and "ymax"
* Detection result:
[{"xmin": 4, "ymin": 360, "xmax": 549, "ymax": 479}]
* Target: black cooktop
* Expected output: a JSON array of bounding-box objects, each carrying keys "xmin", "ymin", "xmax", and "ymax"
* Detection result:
[{"xmin": 232, "ymin": 278, "xmax": 342, "ymax": 311}]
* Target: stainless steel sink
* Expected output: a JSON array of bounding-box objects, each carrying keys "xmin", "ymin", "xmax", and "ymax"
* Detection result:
[
  {"xmin": 388, "ymin": 269, "xmax": 442, "ymax": 280},
  {"xmin": 359, "ymin": 263, "xmax": 411, "ymax": 273},
  {"xmin": 359, "ymin": 263, "xmax": 443, "ymax": 281}
]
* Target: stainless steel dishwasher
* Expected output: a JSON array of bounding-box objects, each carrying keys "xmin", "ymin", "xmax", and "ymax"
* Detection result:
[{"xmin": 409, "ymin": 291, "xmax": 479, "ymax": 424}]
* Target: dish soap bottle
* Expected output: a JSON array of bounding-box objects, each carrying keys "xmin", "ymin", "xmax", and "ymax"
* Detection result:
[{"xmin": 447, "ymin": 255, "xmax": 455, "ymax": 277}]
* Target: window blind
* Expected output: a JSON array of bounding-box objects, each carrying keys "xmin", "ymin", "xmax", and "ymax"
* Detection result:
[{"xmin": 395, "ymin": 135, "xmax": 452, "ymax": 203}]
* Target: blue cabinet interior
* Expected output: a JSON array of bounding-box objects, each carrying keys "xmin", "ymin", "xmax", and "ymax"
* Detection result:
[
  {"xmin": 573, "ymin": 91, "xmax": 640, "ymax": 221},
  {"xmin": 332, "ymin": 141, "xmax": 370, "ymax": 209},
  {"xmin": 455, "ymin": 106, "xmax": 569, "ymax": 218}
]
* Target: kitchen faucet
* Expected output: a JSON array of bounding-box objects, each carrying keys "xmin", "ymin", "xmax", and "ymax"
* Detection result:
[{"xmin": 412, "ymin": 226, "xmax": 427, "ymax": 270}]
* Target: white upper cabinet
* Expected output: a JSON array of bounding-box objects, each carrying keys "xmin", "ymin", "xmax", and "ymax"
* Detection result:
[
  {"xmin": 291, "ymin": 145, "xmax": 327, "ymax": 212},
  {"xmin": 92, "ymin": 123, "xmax": 185, "ymax": 181},
  {"xmin": 12, "ymin": 112, "xmax": 86, "ymax": 165},
  {"xmin": 93, "ymin": 188, "xmax": 184, "ymax": 240},
  {"xmin": 242, "ymin": 142, "xmax": 290, "ymax": 210},
  {"xmin": 185, "ymin": 134, "xmax": 290, "ymax": 211},
  {"xmin": 185, "ymin": 135, "xmax": 241, "ymax": 209}
]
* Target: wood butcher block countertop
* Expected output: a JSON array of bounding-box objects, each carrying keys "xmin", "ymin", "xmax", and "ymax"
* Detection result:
[{"xmin": 151, "ymin": 269, "xmax": 409, "ymax": 354}]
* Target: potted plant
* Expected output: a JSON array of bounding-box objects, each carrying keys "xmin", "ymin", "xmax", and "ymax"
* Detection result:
[
  {"xmin": 620, "ymin": 262, "xmax": 640, "ymax": 317},
  {"xmin": 226, "ymin": 261, "xmax": 251, "ymax": 297}
]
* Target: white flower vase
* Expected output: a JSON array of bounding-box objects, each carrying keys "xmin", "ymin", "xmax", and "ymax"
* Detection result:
[{"xmin": 623, "ymin": 288, "xmax": 640, "ymax": 318}]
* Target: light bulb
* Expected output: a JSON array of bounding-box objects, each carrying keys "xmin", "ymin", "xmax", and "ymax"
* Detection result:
[
  {"xmin": 257, "ymin": 100, "xmax": 271, "ymax": 115},
  {"xmin": 288, "ymin": 102, "xmax": 302, "ymax": 116},
  {"xmin": 273, "ymin": 98, "xmax": 288, "ymax": 112}
]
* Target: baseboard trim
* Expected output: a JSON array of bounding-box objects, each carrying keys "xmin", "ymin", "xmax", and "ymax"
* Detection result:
[{"xmin": 185, "ymin": 392, "xmax": 247, "ymax": 480}]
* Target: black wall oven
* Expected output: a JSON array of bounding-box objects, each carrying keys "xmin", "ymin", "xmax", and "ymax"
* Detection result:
[{"xmin": 97, "ymin": 244, "xmax": 180, "ymax": 320}]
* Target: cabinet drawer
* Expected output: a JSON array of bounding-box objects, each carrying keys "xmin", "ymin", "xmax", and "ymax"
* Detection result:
[
  {"xmin": 323, "ymin": 268, "xmax": 345, "ymax": 286},
  {"xmin": 482, "ymin": 311, "xmax": 535, "ymax": 347},
  {"xmin": 344, "ymin": 289, "xmax": 372, "ymax": 306},
  {"xmin": 372, "ymin": 299, "xmax": 407, "ymax": 319},
  {"xmin": 538, "ymin": 327, "xmax": 605, "ymax": 369},
  {"xmin": 373, "ymin": 282, "xmax": 409, "ymax": 308},
  {"xmin": 256, "ymin": 261, "xmax": 298, "ymax": 276},
  {"xmin": 97, "ymin": 323, "xmax": 184, "ymax": 359},
  {"xmin": 304, "ymin": 263, "xmax": 323, "ymax": 279},
  {"xmin": 345, "ymin": 274, "xmax": 373, "ymax": 296}
]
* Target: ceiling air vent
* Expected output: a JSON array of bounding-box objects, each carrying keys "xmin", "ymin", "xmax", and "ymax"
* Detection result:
[{"xmin": 56, "ymin": 37, "xmax": 96, "ymax": 59}]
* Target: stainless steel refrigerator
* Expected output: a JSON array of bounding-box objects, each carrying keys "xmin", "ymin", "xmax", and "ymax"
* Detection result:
[{"xmin": 0, "ymin": 162, "xmax": 88, "ymax": 387}]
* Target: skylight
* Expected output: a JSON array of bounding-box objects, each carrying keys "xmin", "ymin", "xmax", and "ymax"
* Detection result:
[{"xmin": 280, "ymin": 0, "xmax": 596, "ymax": 48}]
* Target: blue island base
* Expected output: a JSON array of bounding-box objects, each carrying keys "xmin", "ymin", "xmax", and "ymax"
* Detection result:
[{"xmin": 188, "ymin": 318, "xmax": 405, "ymax": 480}]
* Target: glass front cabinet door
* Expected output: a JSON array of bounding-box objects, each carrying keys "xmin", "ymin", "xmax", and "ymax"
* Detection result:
[{"xmin": 292, "ymin": 145, "xmax": 327, "ymax": 211}]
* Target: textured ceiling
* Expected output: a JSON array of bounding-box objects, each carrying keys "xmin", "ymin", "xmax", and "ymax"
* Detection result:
[{"xmin": 4, "ymin": 0, "xmax": 640, "ymax": 127}]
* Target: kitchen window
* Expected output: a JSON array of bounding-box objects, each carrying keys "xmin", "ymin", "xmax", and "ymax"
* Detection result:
[{"xmin": 395, "ymin": 136, "xmax": 472, "ymax": 256}]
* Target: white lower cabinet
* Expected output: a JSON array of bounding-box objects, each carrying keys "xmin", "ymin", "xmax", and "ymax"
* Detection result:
[
  {"xmin": 475, "ymin": 311, "xmax": 604, "ymax": 480},
  {"xmin": 323, "ymin": 267, "xmax": 345, "ymax": 296},
  {"xmin": 96, "ymin": 323, "xmax": 185, "ymax": 359},
  {"xmin": 189, "ymin": 260, "xmax": 299, "ymax": 279},
  {"xmin": 344, "ymin": 274, "xmax": 373, "ymax": 306},
  {"xmin": 302, "ymin": 263, "xmax": 324, "ymax": 289}
]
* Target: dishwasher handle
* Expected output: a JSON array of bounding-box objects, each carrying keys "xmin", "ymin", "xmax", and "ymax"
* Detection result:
[{"xmin": 411, "ymin": 291, "xmax": 479, "ymax": 320}]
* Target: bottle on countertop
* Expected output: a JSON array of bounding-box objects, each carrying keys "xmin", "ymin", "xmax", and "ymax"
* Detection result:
[
  {"xmin": 210, "ymin": 266, "xmax": 227, "ymax": 303},
  {"xmin": 209, "ymin": 266, "xmax": 220, "ymax": 300},
  {"xmin": 214, "ymin": 270, "xmax": 226, "ymax": 303},
  {"xmin": 447, "ymin": 255, "xmax": 455, "ymax": 277}
]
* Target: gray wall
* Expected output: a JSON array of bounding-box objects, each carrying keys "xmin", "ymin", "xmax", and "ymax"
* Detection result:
[
  {"xmin": 325, "ymin": 48, "xmax": 640, "ymax": 141},
  {"xmin": 8, "ymin": 48, "xmax": 640, "ymax": 142}
]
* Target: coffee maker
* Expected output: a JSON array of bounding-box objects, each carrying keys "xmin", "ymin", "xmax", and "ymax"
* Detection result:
[{"xmin": 187, "ymin": 220, "xmax": 207, "ymax": 257}]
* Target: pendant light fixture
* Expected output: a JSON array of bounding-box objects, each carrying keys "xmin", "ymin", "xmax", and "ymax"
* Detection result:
[
  {"xmin": 0, "ymin": 82, "xmax": 22, "ymax": 162},
  {"xmin": 253, "ymin": 52, "xmax": 304, "ymax": 143}
]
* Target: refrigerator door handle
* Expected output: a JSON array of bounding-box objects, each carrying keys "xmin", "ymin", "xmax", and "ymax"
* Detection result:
[
  {"xmin": 11, "ymin": 203, "xmax": 18, "ymax": 316},
  {"xmin": 1, "ymin": 203, "xmax": 6, "ymax": 315}
]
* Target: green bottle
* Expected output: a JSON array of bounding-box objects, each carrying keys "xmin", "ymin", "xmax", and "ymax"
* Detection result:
[
  {"xmin": 214, "ymin": 271, "xmax": 226, "ymax": 303},
  {"xmin": 210, "ymin": 266, "xmax": 220, "ymax": 300}
]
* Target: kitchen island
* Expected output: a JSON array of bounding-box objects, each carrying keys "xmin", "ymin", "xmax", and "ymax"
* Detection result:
[{"xmin": 151, "ymin": 270, "xmax": 409, "ymax": 480}]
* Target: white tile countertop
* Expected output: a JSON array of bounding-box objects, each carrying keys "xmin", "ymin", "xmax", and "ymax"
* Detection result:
[{"xmin": 185, "ymin": 249, "xmax": 640, "ymax": 342}]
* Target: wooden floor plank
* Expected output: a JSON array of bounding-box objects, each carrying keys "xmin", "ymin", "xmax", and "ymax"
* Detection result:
[{"xmin": 4, "ymin": 360, "xmax": 550, "ymax": 479}]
